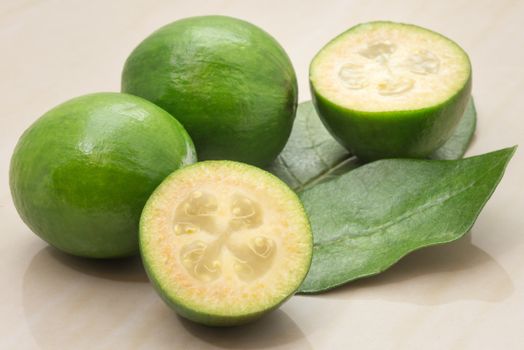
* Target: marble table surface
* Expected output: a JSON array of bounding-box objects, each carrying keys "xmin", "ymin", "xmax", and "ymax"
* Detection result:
[{"xmin": 1, "ymin": 0, "xmax": 523, "ymax": 349}]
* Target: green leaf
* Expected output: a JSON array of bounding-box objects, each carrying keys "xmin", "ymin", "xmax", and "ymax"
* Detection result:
[
  {"xmin": 267, "ymin": 101, "xmax": 356, "ymax": 192},
  {"xmin": 268, "ymin": 99, "xmax": 477, "ymax": 191},
  {"xmin": 298, "ymin": 147, "xmax": 516, "ymax": 293}
]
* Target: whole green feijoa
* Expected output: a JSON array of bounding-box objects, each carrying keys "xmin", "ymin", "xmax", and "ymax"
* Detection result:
[
  {"xmin": 121, "ymin": 16, "xmax": 298, "ymax": 167},
  {"xmin": 10, "ymin": 92, "xmax": 196, "ymax": 258},
  {"xmin": 310, "ymin": 21, "xmax": 472, "ymax": 162}
]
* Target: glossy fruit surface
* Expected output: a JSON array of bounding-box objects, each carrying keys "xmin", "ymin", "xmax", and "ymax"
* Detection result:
[
  {"xmin": 310, "ymin": 21, "xmax": 472, "ymax": 161},
  {"xmin": 140, "ymin": 161, "xmax": 312, "ymax": 326},
  {"xmin": 122, "ymin": 16, "xmax": 298, "ymax": 167},
  {"xmin": 10, "ymin": 92, "xmax": 196, "ymax": 258}
]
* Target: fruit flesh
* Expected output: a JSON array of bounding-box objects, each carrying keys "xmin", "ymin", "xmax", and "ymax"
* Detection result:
[
  {"xmin": 310, "ymin": 21, "xmax": 472, "ymax": 161},
  {"xmin": 122, "ymin": 15, "xmax": 298, "ymax": 167},
  {"xmin": 311, "ymin": 22, "xmax": 470, "ymax": 112},
  {"xmin": 140, "ymin": 161, "xmax": 312, "ymax": 326},
  {"xmin": 175, "ymin": 191, "xmax": 275, "ymax": 283},
  {"xmin": 10, "ymin": 93, "xmax": 196, "ymax": 258}
]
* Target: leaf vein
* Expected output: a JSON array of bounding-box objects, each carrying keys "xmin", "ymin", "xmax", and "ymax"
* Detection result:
[
  {"xmin": 297, "ymin": 155, "xmax": 357, "ymax": 192},
  {"xmin": 304, "ymin": 110, "xmax": 330, "ymax": 169},
  {"xmin": 313, "ymin": 157, "xmax": 506, "ymax": 248}
]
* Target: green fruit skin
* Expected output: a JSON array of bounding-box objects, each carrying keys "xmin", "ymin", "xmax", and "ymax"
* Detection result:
[
  {"xmin": 121, "ymin": 15, "xmax": 298, "ymax": 167},
  {"xmin": 10, "ymin": 93, "xmax": 196, "ymax": 258},
  {"xmin": 143, "ymin": 252, "xmax": 296, "ymax": 327},
  {"xmin": 311, "ymin": 76, "xmax": 472, "ymax": 162},
  {"xmin": 140, "ymin": 161, "xmax": 313, "ymax": 326}
]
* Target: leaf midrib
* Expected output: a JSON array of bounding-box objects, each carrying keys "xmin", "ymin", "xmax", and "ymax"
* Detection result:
[{"xmin": 312, "ymin": 156, "xmax": 505, "ymax": 248}]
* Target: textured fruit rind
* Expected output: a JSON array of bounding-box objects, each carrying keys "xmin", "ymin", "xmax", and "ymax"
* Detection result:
[
  {"xmin": 10, "ymin": 92, "xmax": 196, "ymax": 258},
  {"xmin": 122, "ymin": 16, "xmax": 298, "ymax": 167}
]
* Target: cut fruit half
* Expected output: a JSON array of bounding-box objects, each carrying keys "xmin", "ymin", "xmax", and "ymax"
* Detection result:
[
  {"xmin": 140, "ymin": 161, "xmax": 312, "ymax": 326},
  {"xmin": 310, "ymin": 21, "xmax": 472, "ymax": 161}
]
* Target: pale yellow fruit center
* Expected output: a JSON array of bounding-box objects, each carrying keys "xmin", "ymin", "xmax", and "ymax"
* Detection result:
[
  {"xmin": 311, "ymin": 23, "xmax": 470, "ymax": 112},
  {"xmin": 173, "ymin": 190, "xmax": 276, "ymax": 283}
]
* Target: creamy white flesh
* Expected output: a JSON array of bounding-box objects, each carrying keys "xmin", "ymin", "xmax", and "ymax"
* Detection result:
[
  {"xmin": 310, "ymin": 22, "xmax": 471, "ymax": 112},
  {"xmin": 141, "ymin": 162, "xmax": 311, "ymax": 316}
]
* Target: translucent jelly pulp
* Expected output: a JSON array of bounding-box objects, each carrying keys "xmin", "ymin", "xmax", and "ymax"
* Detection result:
[
  {"xmin": 310, "ymin": 23, "xmax": 470, "ymax": 112},
  {"xmin": 337, "ymin": 41, "xmax": 440, "ymax": 96},
  {"xmin": 174, "ymin": 190, "xmax": 276, "ymax": 283}
]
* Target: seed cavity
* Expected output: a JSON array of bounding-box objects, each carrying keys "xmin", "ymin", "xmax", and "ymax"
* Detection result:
[
  {"xmin": 407, "ymin": 49, "xmax": 440, "ymax": 75},
  {"xmin": 377, "ymin": 77, "xmax": 414, "ymax": 96},
  {"xmin": 183, "ymin": 191, "xmax": 218, "ymax": 217},
  {"xmin": 338, "ymin": 64, "xmax": 368, "ymax": 90},
  {"xmin": 228, "ymin": 235, "xmax": 276, "ymax": 282},
  {"xmin": 252, "ymin": 236, "xmax": 275, "ymax": 259},
  {"xmin": 180, "ymin": 240, "xmax": 222, "ymax": 282},
  {"xmin": 229, "ymin": 193, "xmax": 263, "ymax": 230},
  {"xmin": 359, "ymin": 40, "xmax": 397, "ymax": 60},
  {"xmin": 175, "ymin": 191, "xmax": 219, "ymax": 234},
  {"xmin": 174, "ymin": 191, "xmax": 274, "ymax": 283},
  {"xmin": 338, "ymin": 40, "xmax": 441, "ymax": 97},
  {"xmin": 173, "ymin": 222, "xmax": 199, "ymax": 235}
]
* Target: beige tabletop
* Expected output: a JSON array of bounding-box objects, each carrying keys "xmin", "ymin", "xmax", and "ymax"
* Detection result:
[{"xmin": 1, "ymin": 1, "xmax": 524, "ymax": 349}]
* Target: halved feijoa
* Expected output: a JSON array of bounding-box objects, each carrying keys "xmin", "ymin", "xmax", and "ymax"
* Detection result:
[
  {"xmin": 140, "ymin": 161, "xmax": 312, "ymax": 326},
  {"xmin": 310, "ymin": 21, "xmax": 472, "ymax": 161}
]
